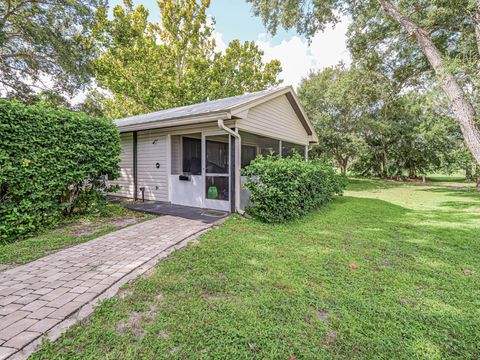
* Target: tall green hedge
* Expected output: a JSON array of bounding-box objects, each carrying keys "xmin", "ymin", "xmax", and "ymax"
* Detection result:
[
  {"xmin": 242, "ymin": 155, "xmax": 346, "ymax": 223},
  {"xmin": 0, "ymin": 100, "xmax": 120, "ymax": 243}
]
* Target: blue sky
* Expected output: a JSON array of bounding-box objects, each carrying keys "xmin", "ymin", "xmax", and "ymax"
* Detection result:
[
  {"xmin": 109, "ymin": 0, "xmax": 298, "ymax": 45},
  {"xmin": 106, "ymin": 0, "xmax": 350, "ymax": 88}
]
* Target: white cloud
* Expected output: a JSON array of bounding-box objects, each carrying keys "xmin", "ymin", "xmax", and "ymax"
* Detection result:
[
  {"xmin": 212, "ymin": 31, "xmax": 228, "ymax": 53},
  {"xmin": 255, "ymin": 17, "xmax": 351, "ymax": 88}
]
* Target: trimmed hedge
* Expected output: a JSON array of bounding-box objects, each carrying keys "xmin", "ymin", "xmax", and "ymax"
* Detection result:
[
  {"xmin": 242, "ymin": 155, "xmax": 346, "ymax": 223},
  {"xmin": 0, "ymin": 100, "xmax": 120, "ymax": 243}
]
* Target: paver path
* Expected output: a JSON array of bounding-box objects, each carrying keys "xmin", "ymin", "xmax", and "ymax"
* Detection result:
[{"xmin": 0, "ymin": 215, "xmax": 215, "ymax": 360}]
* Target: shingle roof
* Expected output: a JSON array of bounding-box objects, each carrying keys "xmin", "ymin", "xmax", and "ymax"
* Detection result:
[{"xmin": 114, "ymin": 86, "xmax": 291, "ymax": 128}]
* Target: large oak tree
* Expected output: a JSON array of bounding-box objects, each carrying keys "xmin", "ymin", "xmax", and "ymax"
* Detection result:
[
  {"xmin": 0, "ymin": 0, "xmax": 101, "ymax": 100},
  {"xmin": 247, "ymin": 0, "xmax": 480, "ymax": 182}
]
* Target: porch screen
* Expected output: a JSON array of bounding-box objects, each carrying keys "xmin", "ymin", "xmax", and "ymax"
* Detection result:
[
  {"xmin": 282, "ymin": 142, "xmax": 305, "ymax": 158},
  {"xmin": 206, "ymin": 140, "xmax": 228, "ymax": 174},
  {"xmin": 241, "ymin": 145, "xmax": 257, "ymax": 168},
  {"xmin": 182, "ymin": 137, "xmax": 201, "ymax": 175}
]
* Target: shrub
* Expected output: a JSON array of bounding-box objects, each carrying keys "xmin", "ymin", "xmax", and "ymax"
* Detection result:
[
  {"xmin": 241, "ymin": 155, "xmax": 346, "ymax": 223},
  {"xmin": 0, "ymin": 100, "xmax": 120, "ymax": 243}
]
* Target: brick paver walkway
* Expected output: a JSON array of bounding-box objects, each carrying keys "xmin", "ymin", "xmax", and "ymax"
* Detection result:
[{"xmin": 0, "ymin": 215, "xmax": 215, "ymax": 360}]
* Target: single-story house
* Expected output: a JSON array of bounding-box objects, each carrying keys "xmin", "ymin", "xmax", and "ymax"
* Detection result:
[{"xmin": 110, "ymin": 86, "xmax": 318, "ymax": 212}]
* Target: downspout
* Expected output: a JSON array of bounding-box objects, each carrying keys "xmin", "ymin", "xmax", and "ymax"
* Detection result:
[{"xmin": 217, "ymin": 119, "xmax": 244, "ymax": 215}]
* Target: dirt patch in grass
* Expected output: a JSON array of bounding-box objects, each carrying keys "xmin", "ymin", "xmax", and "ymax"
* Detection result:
[
  {"xmin": 65, "ymin": 216, "xmax": 139, "ymax": 237},
  {"xmin": 67, "ymin": 222, "xmax": 105, "ymax": 237},
  {"xmin": 110, "ymin": 217, "xmax": 139, "ymax": 228},
  {"xmin": 116, "ymin": 305, "xmax": 158, "ymax": 337},
  {"xmin": 117, "ymin": 312, "xmax": 146, "ymax": 337}
]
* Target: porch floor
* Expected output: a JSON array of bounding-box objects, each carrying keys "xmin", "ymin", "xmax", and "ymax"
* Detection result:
[{"xmin": 120, "ymin": 200, "xmax": 230, "ymax": 224}]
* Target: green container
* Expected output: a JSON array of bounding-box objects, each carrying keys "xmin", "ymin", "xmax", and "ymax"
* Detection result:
[{"xmin": 207, "ymin": 186, "xmax": 218, "ymax": 199}]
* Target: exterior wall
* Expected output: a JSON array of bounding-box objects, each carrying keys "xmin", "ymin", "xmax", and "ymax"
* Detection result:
[
  {"xmin": 110, "ymin": 132, "xmax": 134, "ymax": 198},
  {"xmin": 136, "ymin": 129, "xmax": 168, "ymax": 201},
  {"xmin": 236, "ymin": 95, "xmax": 310, "ymax": 146}
]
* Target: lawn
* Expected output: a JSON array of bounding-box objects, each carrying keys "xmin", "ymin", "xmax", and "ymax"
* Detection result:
[
  {"xmin": 0, "ymin": 204, "xmax": 155, "ymax": 268},
  {"xmin": 32, "ymin": 178, "xmax": 480, "ymax": 359}
]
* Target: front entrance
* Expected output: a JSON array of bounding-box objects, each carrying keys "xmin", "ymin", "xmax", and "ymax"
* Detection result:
[
  {"xmin": 169, "ymin": 131, "xmax": 231, "ymax": 212},
  {"xmin": 203, "ymin": 132, "xmax": 231, "ymax": 212}
]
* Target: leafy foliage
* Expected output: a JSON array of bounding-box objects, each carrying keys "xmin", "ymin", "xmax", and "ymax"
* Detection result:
[
  {"xmin": 0, "ymin": 100, "xmax": 120, "ymax": 243},
  {"xmin": 0, "ymin": 0, "xmax": 102, "ymax": 100},
  {"xmin": 90, "ymin": 0, "xmax": 282, "ymax": 118},
  {"xmin": 299, "ymin": 65, "xmax": 464, "ymax": 178},
  {"xmin": 242, "ymin": 155, "xmax": 345, "ymax": 222},
  {"xmin": 247, "ymin": 0, "xmax": 480, "ymax": 175},
  {"xmin": 298, "ymin": 65, "xmax": 385, "ymax": 172}
]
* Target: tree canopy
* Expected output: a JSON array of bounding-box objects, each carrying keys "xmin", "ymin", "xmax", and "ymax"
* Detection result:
[
  {"xmin": 247, "ymin": 0, "xmax": 480, "ymax": 171},
  {"xmin": 0, "ymin": 0, "xmax": 101, "ymax": 100},
  {"xmin": 299, "ymin": 66, "xmax": 463, "ymax": 178},
  {"xmin": 89, "ymin": 0, "xmax": 282, "ymax": 118}
]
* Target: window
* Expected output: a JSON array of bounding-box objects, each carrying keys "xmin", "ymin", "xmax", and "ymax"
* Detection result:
[
  {"xmin": 241, "ymin": 145, "xmax": 257, "ymax": 168},
  {"xmin": 206, "ymin": 140, "xmax": 228, "ymax": 174},
  {"xmin": 282, "ymin": 142, "xmax": 305, "ymax": 158},
  {"xmin": 182, "ymin": 137, "xmax": 201, "ymax": 175}
]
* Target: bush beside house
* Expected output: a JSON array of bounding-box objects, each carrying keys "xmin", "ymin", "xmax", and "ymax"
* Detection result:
[
  {"xmin": 0, "ymin": 100, "xmax": 120, "ymax": 243},
  {"xmin": 242, "ymin": 155, "xmax": 346, "ymax": 223}
]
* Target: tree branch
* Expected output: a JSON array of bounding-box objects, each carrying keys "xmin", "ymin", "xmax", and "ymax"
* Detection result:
[{"xmin": 378, "ymin": 0, "xmax": 480, "ymax": 164}]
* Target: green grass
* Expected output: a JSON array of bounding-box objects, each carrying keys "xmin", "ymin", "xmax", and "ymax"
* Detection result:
[
  {"xmin": 32, "ymin": 179, "xmax": 480, "ymax": 359},
  {"xmin": 0, "ymin": 204, "xmax": 155, "ymax": 266}
]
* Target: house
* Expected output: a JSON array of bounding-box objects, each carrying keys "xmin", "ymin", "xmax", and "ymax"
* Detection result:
[{"xmin": 110, "ymin": 86, "xmax": 318, "ymax": 213}]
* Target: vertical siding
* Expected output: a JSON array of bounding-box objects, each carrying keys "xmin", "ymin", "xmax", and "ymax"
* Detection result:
[
  {"xmin": 137, "ymin": 129, "xmax": 168, "ymax": 201},
  {"xmin": 237, "ymin": 95, "xmax": 309, "ymax": 145},
  {"xmin": 109, "ymin": 132, "xmax": 134, "ymax": 198}
]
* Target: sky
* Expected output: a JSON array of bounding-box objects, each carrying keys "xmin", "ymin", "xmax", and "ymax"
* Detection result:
[{"xmin": 107, "ymin": 0, "xmax": 351, "ymax": 89}]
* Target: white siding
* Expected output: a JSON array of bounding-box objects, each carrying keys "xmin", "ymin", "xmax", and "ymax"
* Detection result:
[
  {"xmin": 110, "ymin": 132, "xmax": 134, "ymax": 198},
  {"xmin": 237, "ymin": 95, "xmax": 309, "ymax": 145},
  {"xmin": 137, "ymin": 129, "xmax": 168, "ymax": 201}
]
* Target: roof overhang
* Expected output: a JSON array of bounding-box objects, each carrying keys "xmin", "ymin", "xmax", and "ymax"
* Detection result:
[{"xmin": 117, "ymin": 111, "xmax": 231, "ymax": 133}]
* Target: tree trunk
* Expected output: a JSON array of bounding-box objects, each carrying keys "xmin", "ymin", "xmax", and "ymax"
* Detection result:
[
  {"xmin": 466, "ymin": 161, "xmax": 473, "ymax": 180},
  {"xmin": 473, "ymin": 0, "xmax": 480, "ymax": 55},
  {"xmin": 337, "ymin": 157, "xmax": 348, "ymax": 174},
  {"xmin": 408, "ymin": 161, "xmax": 416, "ymax": 179},
  {"xmin": 379, "ymin": 0, "xmax": 480, "ymax": 168}
]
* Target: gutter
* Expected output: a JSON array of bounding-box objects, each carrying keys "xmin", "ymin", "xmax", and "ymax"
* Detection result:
[
  {"xmin": 217, "ymin": 119, "xmax": 244, "ymax": 215},
  {"xmin": 117, "ymin": 112, "xmax": 232, "ymax": 133}
]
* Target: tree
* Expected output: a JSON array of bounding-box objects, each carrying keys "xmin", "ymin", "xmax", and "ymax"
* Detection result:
[
  {"xmin": 0, "ymin": 0, "xmax": 101, "ymax": 100},
  {"xmin": 75, "ymin": 89, "xmax": 108, "ymax": 117},
  {"xmin": 299, "ymin": 65, "xmax": 462, "ymax": 178},
  {"xmin": 298, "ymin": 66, "xmax": 381, "ymax": 173},
  {"xmin": 90, "ymin": 0, "xmax": 281, "ymax": 118},
  {"xmin": 246, "ymin": 0, "xmax": 480, "ymax": 188},
  {"xmin": 209, "ymin": 39, "xmax": 282, "ymax": 99},
  {"xmin": 351, "ymin": 94, "xmax": 463, "ymax": 178}
]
